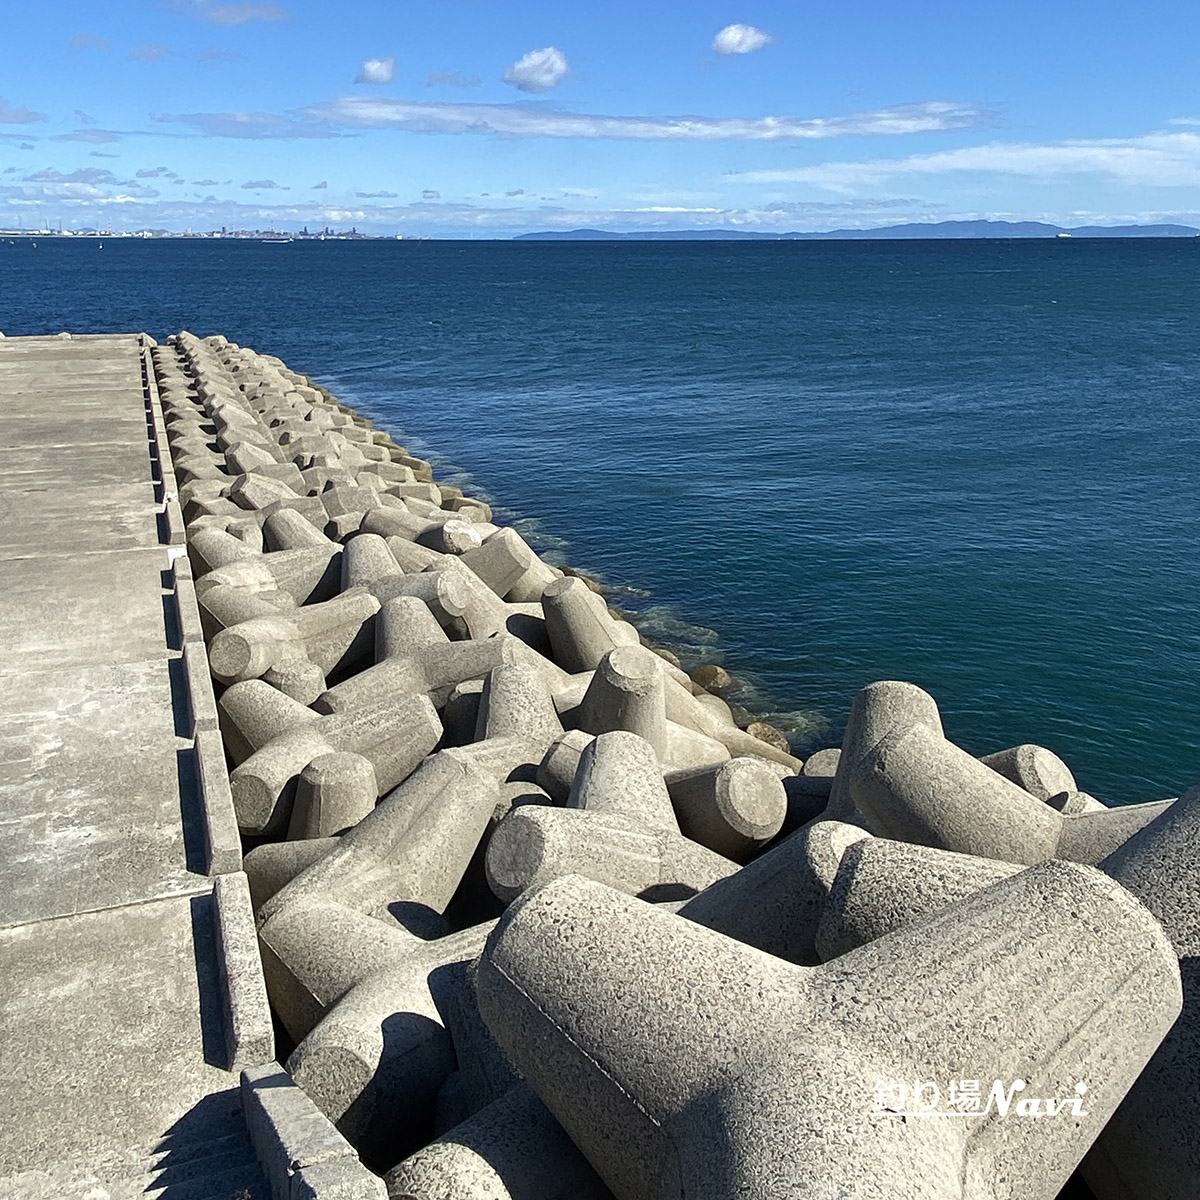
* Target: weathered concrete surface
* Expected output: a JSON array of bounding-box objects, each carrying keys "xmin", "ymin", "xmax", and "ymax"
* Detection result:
[{"xmin": 0, "ymin": 335, "xmax": 267, "ymax": 1198}]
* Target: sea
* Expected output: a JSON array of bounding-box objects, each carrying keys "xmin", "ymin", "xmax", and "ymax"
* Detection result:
[{"xmin": 3, "ymin": 236, "xmax": 1197, "ymax": 805}]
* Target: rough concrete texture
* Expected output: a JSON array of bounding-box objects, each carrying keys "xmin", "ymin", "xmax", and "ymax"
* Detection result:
[
  {"xmin": 385, "ymin": 1083, "xmax": 614, "ymax": 1200},
  {"xmin": 814, "ymin": 837, "xmax": 1022, "ymax": 961},
  {"xmin": 0, "ymin": 334, "xmax": 268, "ymax": 1199},
  {"xmin": 242, "ymin": 1063, "xmax": 387, "ymax": 1200},
  {"xmin": 847, "ymin": 686, "xmax": 1174, "ymax": 866},
  {"xmin": 478, "ymin": 867, "xmax": 1181, "ymax": 1200},
  {"xmin": 825, "ymin": 679, "xmax": 944, "ymax": 826},
  {"xmin": 667, "ymin": 757, "xmax": 787, "ymax": 861},
  {"xmin": 486, "ymin": 732, "xmax": 739, "ymax": 903},
  {"xmin": 287, "ymin": 922, "xmax": 494, "ymax": 1167},
  {"xmin": 1082, "ymin": 784, "xmax": 1200, "ymax": 1200},
  {"xmin": 677, "ymin": 819, "xmax": 870, "ymax": 965},
  {"xmin": 979, "ymin": 743, "xmax": 1077, "ymax": 801}
]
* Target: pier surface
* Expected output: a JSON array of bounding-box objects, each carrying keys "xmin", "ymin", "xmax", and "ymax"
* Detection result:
[{"xmin": 0, "ymin": 336, "xmax": 266, "ymax": 1198}]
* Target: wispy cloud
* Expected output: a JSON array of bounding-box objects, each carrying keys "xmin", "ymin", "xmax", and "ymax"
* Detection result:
[
  {"xmin": 75, "ymin": 110, "xmax": 95, "ymax": 125},
  {"xmin": 712, "ymin": 24, "xmax": 773, "ymax": 55},
  {"xmin": 198, "ymin": 46, "xmax": 243, "ymax": 64},
  {"xmin": 242, "ymin": 178, "xmax": 286, "ymax": 188},
  {"xmin": 192, "ymin": 178, "xmax": 220, "ymax": 185},
  {"xmin": 53, "ymin": 129, "xmax": 122, "ymax": 143},
  {"xmin": 26, "ymin": 168, "xmax": 121, "ymax": 184},
  {"xmin": 131, "ymin": 43, "xmax": 173, "ymax": 63},
  {"xmin": 426, "ymin": 70, "xmax": 482, "ymax": 88},
  {"xmin": 422, "ymin": 188, "xmax": 440, "ymax": 200},
  {"xmin": 175, "ymin": 0, "xmax": 288, "ymax": 25},
  {"xmin": 69, "ymin": 33, "xmax": 110, "ymax": 53},
  {"xmin": 357, "ymin": 189, "xmax": 398, "ymax": 198},
  {"xmin": 158, "ymin": 109, "xmax": 342, "ymax": 138},
  {"xmin": 729, "ymin": 130, "xmax": 1200, "ymax": 191},
  {"xmin": 90, "ymin": 151, "xmax": 120, "ymax": 158},
  {"xmin": 305, "ymin": 97, "xmax": 986, "ymax": 142},
  {"xmin": 0, "ymin": 97, "xmax": 46, "ymax": 124},
  {"xmin": 355, "ymin": 57, "xmax": 395, "ymax": 85},
  {"xmin": 503, "ymin": 47, "xmax": 570, "ymax": 93},
  {"xmin": 312, "ymin": 180, "xmax": 328, "ymax": 189},
  {"xmin": 137, "ymin": 166, "xmax": 179, "ymax": 179}
]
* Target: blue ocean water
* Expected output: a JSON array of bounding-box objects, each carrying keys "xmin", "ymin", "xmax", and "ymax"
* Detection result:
[{"xmin": 3, "ymin": 237, "xmax": 1198, "ymax": 804}]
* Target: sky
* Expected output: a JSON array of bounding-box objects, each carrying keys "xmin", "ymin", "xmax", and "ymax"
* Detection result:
[{"xmin": 2, "ymin": 0, "xmax": 1199, "ymax": 236}]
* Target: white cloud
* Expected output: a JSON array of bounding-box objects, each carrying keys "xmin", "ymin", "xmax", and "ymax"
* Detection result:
[
  {"xmin": 355, "ymin": 57, "xmax": 395, "ymax": 85},
  {"xmin": 0, "ymin": 97, "xmax": 46, "ymax": 124},
  {"xmin": 307, "ymin": 97, "xmax": 985, "ymax": 141},
  {"xmin": 712, "ymin": 24, "xmax": 773, "ymax": 55},
  {"xmin": 729, "ymin": 130, "xmax": 1200, "ymax": 192},
  {"xmin": 502, "ymin": 47, "xmax": 570, "ymax": 93}
]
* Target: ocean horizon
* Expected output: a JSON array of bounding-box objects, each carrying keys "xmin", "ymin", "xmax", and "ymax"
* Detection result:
[{"xmin": 3, "ymin": 236, "xmax": 1197, "ymax": 805}]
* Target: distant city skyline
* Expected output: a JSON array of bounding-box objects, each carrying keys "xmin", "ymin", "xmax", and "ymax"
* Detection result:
[{"xmin": 3, "ymin": 1, "xmax": 1200, "ymax": 237}]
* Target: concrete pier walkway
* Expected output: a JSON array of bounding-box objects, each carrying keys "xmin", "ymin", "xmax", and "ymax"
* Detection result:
[{"xmin": 0, "ymin": 335, "xmax": 267, "ymax": 1199}]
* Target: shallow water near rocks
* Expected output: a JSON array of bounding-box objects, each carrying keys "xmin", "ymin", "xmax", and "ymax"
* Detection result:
[{"xmin": 3, "ymin": 237, "xmax": 1198, "ymax": 804}]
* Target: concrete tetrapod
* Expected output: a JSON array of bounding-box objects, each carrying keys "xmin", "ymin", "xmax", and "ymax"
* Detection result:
[
  {"xmin": 575, "ymin": 644, "xmax": 733, "ymax": 774},
  {"xmin": 477, "ymin": 866, "xmax": 1182, "ymax": 1200},
  {"xmin": 208, "ymin": 586, "xmax": 380, "ymax": 702},
  {"xmin": 387, "ymin": 817, "xmax": 871, "ymax": 1200},
  {"xmin": 229, "ymin": 690, "xmax": 442, "ymax": 837},
  {"xmin": 979, "ymin": 743, "xmax": 1077, "ymax": 802},
  {"xmin": 316, "ymin": 595, "xmax": 569, "ymax": 716},
  {"xmin": 677, "ymin": 819, "xmax": 871, "ymax": 965},
  {"xmin": 384, "ymin": 1082, "xmax": 614, "ymax": 1200},
  {"xmin": 286, "ymin": 751, "xmax": 378, "ymax": 839},
  {"xmin": 285, "ymin": 919, "xmax": 495, "ymax": 1169},
  {"xmin": 486, "ymin": 730, "xmax": 738, "ymax": 904},
  {"xmin": 824, "ymin": 679, "xmax": 944, "ymax": 826},
  {"xmin": 193, "ymin": 542, "xmax": 342, "ymax": 605},
  {"xmin": 851, "ymin": 719, "xmax": 1176, "ymax": 866},
  {"xmin": 1081, "ymin": 783, "xmax": 1200, "ymax": 1200},
  {"xmin": 666, "ymin": 757, "xmax": 787, "ymax": 862},
  {"xmin": 539, "ymin": 575, "xmax": 640, "ymax": 674},
  {"xmin": 258, "ymin": 662, "xmax": 564, "ymax": 930},
  {"xmin": 813, "ymin": 837, "xmax": 1022, "ymax": 962}
]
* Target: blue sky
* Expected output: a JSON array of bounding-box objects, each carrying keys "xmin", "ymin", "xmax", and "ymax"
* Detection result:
[{"xmin": 2, "ymin": 0, "xmax": 1199, "ymax": 235}]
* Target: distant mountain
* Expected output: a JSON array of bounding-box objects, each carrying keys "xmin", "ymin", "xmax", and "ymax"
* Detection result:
[{"xmin": 514, "ymin": 220, "xmax": 1200, "ymax": 241}]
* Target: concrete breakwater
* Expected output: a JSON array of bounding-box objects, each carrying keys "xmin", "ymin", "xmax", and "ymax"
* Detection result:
[{"xmin": 160, "ymin": 330, "xmax": 1198, "ymax": 1200}]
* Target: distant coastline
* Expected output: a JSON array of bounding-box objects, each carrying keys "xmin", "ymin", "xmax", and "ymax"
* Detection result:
[{"xmin": 515, "ymin": 219, "xmax": 1200, "ymax": 241}]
